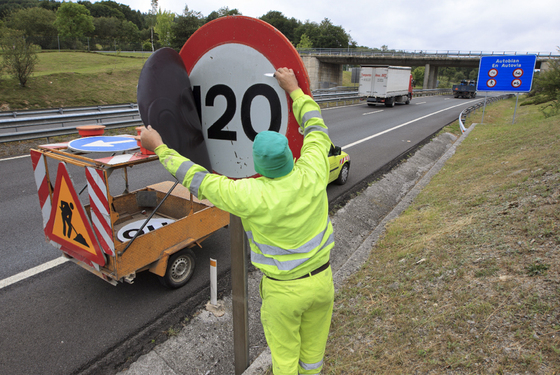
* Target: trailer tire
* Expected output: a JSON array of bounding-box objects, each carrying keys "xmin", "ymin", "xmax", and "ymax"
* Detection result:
[
  {"xmin": 405, "ymin": 95, "xmax": 411, "ymax": 105},
  {"xmin": 159, "ymin": 248, "xmax": 196, "ymax": 289},
  {"xmin": 385, "ymin": 97, "xmax": 395, "ymax": 107}
]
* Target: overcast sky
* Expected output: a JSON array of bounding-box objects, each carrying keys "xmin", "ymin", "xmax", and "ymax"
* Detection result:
[{"xmin": 110, "ymin": 0, "xmax": 559, "ymax": 53}]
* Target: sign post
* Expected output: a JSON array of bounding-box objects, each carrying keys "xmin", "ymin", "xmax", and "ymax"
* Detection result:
[
  {"xmin": 179, "ymin": 16, "xmax": 311, "ymax": 374},
  {"xmin": 476, "ymin": 55, "xmax": 537, "ymax": 124}
]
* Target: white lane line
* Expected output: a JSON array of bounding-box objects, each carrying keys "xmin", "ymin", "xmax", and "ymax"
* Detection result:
[
  {"xmin": 415, "ymin": 102, "xmax": 426, "ymax": 105},
  {"xmin": 0, "ymin": 257, "xmax": 69, "ymax": 290},
  {"xmin": 342, "ymin": 100, "xmax": 476, "ymax": 150},
  {"xmin": 1, "ymin": 154, "xmax": 30, "ymax": 162},
  {"xmin": 362, "ymin": 110, "xmax": 383, "ymax": 116}
]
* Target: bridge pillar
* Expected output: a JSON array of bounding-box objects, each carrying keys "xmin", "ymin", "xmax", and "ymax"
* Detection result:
[
  {"xmin": 423, "ymin": 64, "xmax": 439, "ymax": 89},
  {"xmin": 429, "ymin": 65, "xmax": 439, "ymax": 88},
  {"xmin": 302, "ymin": 56, "xmax": 343, "ymax": 91}
]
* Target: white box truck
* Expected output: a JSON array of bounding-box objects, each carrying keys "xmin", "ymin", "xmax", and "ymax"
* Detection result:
[{"xmin": 359, "ymin": 66, "xmax": 413, "ymax": 107}]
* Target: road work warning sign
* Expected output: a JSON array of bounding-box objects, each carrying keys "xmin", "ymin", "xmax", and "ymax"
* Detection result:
[{"xmin": 45, "ymin": 162, "xmax": 106, "ymax": 267}]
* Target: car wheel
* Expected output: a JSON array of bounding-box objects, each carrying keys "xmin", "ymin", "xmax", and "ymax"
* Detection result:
[
  {"xmin": 335, "ymin": 163, "xmax": 350, "ymax": 185},
  {"xmin": 159, "ymin": 248, "xmax": 196, "ymax": 289}
]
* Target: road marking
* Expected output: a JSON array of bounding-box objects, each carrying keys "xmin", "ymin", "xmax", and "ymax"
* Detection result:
[
  {"xmin": 362, "ymin": 110, "xmax": 383, "ymax": 116},
  {"xmin": 343, "ymin": 100, "xmax": 476, "ymax": 150},
  {"xmin": 0, "ymin": 257, "xmax": 69, "ymax": 290},
  {"xmin": 415, "ymin": 102, "xmax": 426, "ymax": 105},
  {"xmin": 0, "ymin": 154, "xmax": 30, "ymax": 162}
]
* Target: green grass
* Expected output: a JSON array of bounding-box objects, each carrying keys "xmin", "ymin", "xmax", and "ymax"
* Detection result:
[
  {"xmin": 324, "ymin": 98, "xmax": 560, "ymax": 374},
  {"xmin": 0, "ymin": 51, "xmax": 149, "ymax": 110}
]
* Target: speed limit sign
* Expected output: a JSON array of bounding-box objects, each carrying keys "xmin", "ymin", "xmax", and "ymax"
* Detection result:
[{"xmin": 179, "ymin": 16, "xmax": 310, "ymax": 178}]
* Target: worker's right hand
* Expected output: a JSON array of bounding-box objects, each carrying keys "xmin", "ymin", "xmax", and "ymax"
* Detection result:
[
  {"xmin": 275, "ymin": 67, "xmax": 300, "ymax": 94},
  {"xmin": 135, "ymin": 125, "xmax": 164, "ymax": 152}
]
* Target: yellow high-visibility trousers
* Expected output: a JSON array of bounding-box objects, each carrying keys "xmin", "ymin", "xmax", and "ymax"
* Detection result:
[{"xmin": 260, "ymin": 266, "xmax": 334, "ymax": 375}]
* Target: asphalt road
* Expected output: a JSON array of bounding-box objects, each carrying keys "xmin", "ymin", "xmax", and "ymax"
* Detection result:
[{"xmin": 0, "ymin": 94, "xmax": 484, "ymax": 374}]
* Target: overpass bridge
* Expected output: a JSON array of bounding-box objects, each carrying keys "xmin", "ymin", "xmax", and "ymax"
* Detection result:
[{"xmin": 298, "ymin": 49, "xmax": 559, "ymax": 91}]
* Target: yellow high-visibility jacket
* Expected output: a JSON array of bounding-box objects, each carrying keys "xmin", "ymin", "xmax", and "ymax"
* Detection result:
[{"xmin": 154, "ymin": 88, "xmax": 334, "ymax": 280}]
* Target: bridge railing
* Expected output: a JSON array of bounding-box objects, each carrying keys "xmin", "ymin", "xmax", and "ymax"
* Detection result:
[{"xmin": 297, "ymin": 48, "xmax": 560, "ymax": 59}]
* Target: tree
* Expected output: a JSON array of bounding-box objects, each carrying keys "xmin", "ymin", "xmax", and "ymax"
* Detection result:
[
  {"xmin": 170, "ymin": 5, "xmax": 203, "ymax": 51},
  {"xmin": 154, "ymin": 8, "xmax": 174, "ymax": 47},
  {"xmin": 526, "ymin": 52, "xmax": 560, "ymax": 117},
  {"xmin": 5, "ymin": 7, "xmax": 57, "ymax": 38},
  {"xmin": 260, "ymin": 11, "xmax": 300, "ymax": 44},
  {"xmin": 54, "ymin": 2, "xmax": 94, "ymax": 39},
  {"xmin": 1, "ymin": 29, "xmax": 39, "ymax": 87},
  {"xmin": 296, "ymin": 33, "xmax": 312, "ymax": 49},
  {"xmin": 412, "ymin": 67, "xmax": 424, "ymax": 87},
  {"xmin": 149, "ymin": 0, "xmax": 157, "ymax": 51},
  {"xmin": 206, "ymin": 7, "xmax": 240, "ymax": 23},
  {"xmin": 316, "ymin": 18, "xmax": 349, "ymax": 48}
]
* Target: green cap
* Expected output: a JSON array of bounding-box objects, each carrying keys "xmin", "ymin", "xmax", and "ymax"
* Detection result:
[{"xmin": 253, "ymin": 131, "xmax": 294, "ymax": 178}]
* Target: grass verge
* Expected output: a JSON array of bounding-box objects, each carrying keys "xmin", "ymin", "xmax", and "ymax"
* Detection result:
[
  {"xmin": 0, "ymin": 51, "xmax": 147, "ymax": 111},
  {"xmin": 324, "ymin": 98, "xmax": 560, "ymax": 374}
]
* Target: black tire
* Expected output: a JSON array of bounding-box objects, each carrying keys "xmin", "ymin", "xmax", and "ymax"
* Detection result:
[
  {"xmin": 159, "ymin": 248, "xmax": 196, "ymax": 289},
  {"xmin": 335, "ymin": 163, "xmax": 350, "ymax": 185},
  {"xmin": 405, "ymin": 95, "xmax": 411, "ymax": 105},
  {"xmin": 472, "ymin": 92, "xmax": 477, "ymax": 98},
  {"xmin": 384, "ymin": 97, "xmax": 395, "ymax": 107}
]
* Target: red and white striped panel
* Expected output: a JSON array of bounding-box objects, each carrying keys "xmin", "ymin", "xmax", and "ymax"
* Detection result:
[
  {"xmin": 30, "ymin": 150, "xmax": 52, "ymax": 229},
  {"xmin": 86, "ymin": 167, "xmax": 115, "ymax": 256}
]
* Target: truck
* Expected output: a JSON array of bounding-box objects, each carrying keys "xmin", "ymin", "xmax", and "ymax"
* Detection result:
[
  {"xmin": 452, "ymin": 79, "xmax": 477, "ymax": 98},
  {"xmin": 358, "ymin": 66, "xmax": 413, "ymax": 107}
]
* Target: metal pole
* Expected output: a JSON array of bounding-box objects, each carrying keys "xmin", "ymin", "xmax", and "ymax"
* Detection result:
[
  {"xmin": 481, "ymin": 92, "xmax": 488, "ymax": 124},
  {"xmin": 230, "ymin": 214, "xmax": 249, "ymax": 375},
  {"xmin": 512, "ymin": 93, "xmax": 519, "ymax": 124}
]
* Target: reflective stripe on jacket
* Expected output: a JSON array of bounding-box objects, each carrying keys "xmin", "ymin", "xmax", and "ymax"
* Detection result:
[{"xmin": 154, "ymin": 88, "xmax": 333, "ymax": 280}]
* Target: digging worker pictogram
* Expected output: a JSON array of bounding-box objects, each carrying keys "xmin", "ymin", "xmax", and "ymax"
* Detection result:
[{"xmin": 138, "ymin": 67, "xmax": 335, "ymax": 375}]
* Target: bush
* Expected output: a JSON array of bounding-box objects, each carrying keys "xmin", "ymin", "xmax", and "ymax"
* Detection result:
[
  {"xmin": 524, "ymin": 49, "xmax": 560, "ymax": 117},
  {"xmin": 1, "ymin": 30, "xmax": 40, "ymax": 87}
]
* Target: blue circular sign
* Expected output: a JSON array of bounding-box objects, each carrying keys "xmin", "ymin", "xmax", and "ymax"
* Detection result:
[{"xmin": 68, "ymin": 136, "xmax": 139, "ymax": 153}]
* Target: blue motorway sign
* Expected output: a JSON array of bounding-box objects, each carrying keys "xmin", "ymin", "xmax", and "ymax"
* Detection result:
[
  {"xmin": 477, "ymin": 55, "xmax": 537, "ymax": 92},
  {"xmin": 68, "ymin": 136, "xmax": 139, "ymax": 153}
]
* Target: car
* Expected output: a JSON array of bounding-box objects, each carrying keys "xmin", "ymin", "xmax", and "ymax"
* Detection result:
[{"xmin": 327, "ymin": 144, "xmax": 350, "ymax": 185}]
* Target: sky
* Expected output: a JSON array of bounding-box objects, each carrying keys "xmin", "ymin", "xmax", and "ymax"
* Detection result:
[{"xmin": 109, "ymin": 0, "xmax": 560, "ymax": 53}]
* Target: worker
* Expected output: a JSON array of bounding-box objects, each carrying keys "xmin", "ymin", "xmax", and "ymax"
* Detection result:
[{"xmin": 137, "ymin": 67, "xmax": 335, "ymax": 375}]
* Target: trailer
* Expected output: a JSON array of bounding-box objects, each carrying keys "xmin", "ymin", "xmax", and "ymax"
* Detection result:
[
  {"xmin": 358, "ymin": 66, "xmax": 413, "ymax": 107},
  {"xmin": 452, "ymin": 79, "xmax": 477, "ymax": 98},
  {"xmin": 30, "ymin": 137, "xmax": 229, "ymax": 289}
]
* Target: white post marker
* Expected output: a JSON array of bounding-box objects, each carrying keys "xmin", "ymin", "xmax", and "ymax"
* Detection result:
[
  {"xmin": 210, "ymin": 258, "xmax": 217, "ymax": 305},
  {"xmin": 205, "ymin": 258, "xmax": 225, "ymax": 317}
]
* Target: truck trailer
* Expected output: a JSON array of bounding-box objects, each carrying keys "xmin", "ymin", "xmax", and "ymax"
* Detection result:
[{"xmin": 358, "ymin": 66, "xmax": 413, "ymax": 107}]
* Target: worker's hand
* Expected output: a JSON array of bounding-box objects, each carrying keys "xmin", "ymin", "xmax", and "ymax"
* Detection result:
[
  {"xmin": 135, "ymin": 125, "xmax": 164, "ymax": 152},
  {"xmin": 275, "ymin": 67, "xmax": 300, "ymax": 94}
]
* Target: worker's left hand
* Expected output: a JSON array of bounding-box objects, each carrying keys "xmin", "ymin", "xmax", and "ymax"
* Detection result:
[{"xmin": 135, "ymin": 125, "xmax": 164, "ymax": 152}]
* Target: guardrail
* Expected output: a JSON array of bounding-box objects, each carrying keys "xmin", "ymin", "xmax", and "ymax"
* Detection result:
[
  {"xmin": 0, "ymin": 89, "xmax": 455, "ymax": 143},
  {"xmin": 458, "ymin": 94, "xmax": 515, "ymax": 133}
]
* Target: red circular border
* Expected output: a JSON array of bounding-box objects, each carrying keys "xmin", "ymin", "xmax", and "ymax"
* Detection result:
[{"xmin": 179, "ymin": 16, "xmax": 309, "ymax": 162}]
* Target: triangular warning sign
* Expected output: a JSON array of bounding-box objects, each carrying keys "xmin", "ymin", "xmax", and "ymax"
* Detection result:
[{"xmin": 45, "ymin": 162, "xmax": 106, "ymax": 267}]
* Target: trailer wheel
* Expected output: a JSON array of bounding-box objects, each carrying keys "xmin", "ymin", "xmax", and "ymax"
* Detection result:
[
  {"xmin": 384, "ymin": 98, "xmax": 395, "ymax": 107},
  {"xmin": 405, "ymin": 95, "xmax": 411, "ymax": 105},
  {"xmin": 159, "ymin": 249, "xmax": 196, "ymax": 289}
]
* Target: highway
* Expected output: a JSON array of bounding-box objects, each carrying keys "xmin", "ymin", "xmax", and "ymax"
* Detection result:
[{"xmin": 0, "ymin": 94, "xmax": 484, "ymax": 374}]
